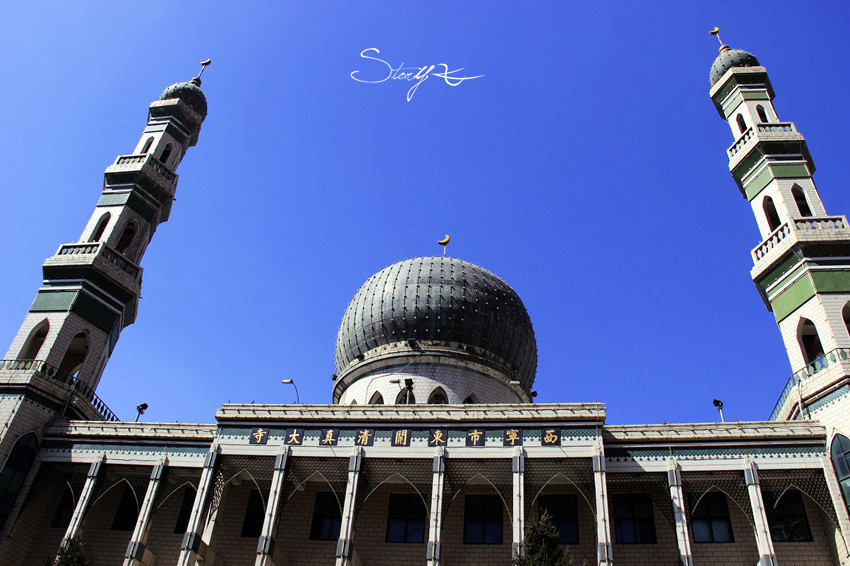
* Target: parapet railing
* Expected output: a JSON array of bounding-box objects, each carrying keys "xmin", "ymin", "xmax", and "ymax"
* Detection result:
[
  {"xmin": 752, "ymin": 222, "xmax": 791, "ymax": 261},
  {"xmin": 728, "ymin": 127, "xmax": 754, "ymax": 157},
  {"xmin": 768, "ymin": 347, "xmax": 850, "ymax": 421},
  {"xmin": 57, "ymin": 241, "xmax": 141, "ymax": 279},
  {"xmin": 752, "ymin": 216, "xmax": 848, "ymax": 263},
  {"xmin": 0, "ymin": 359, "xmax": 119, "ymax": 422},
  {"xmin": 115, "ymin": 153, "xmax": 176, "ymax": 184},
  {"xmin": 727, "ymin": 122, "xmax": 797, "ymax": 158}
]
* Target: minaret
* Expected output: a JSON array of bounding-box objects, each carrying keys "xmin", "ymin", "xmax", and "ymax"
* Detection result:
[
  {"xmin": 0, "ymin": 65, "xmax": 208, "ymax": 531},
  {"xmin": 709, "ymin": 38, "xmax": 850, "ymax": 431}
]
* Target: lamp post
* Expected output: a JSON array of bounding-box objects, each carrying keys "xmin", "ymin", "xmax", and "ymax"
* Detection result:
[
  {"xmin": 713, "ymin": 399, "xmax": 725, "ymax": 422},
  {"xmin": 281, "ymin": 379, "xmax": 300, "ymax": 404},
  {"xmin": 135, "ymin": 403, "xmax": 148, "ymax": 422}
]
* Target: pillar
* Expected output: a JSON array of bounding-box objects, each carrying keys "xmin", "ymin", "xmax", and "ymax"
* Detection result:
[
  {"xmin": 256, "ymin": 446, "xmax": 290, "ymax": 566},
  {"xmin": 426, "ymin": 447, "xmax": 445, "ymax": 566},
  {"xmin": 744, "ymin": 458, "xmax": 778, "ymax": 566},
  {"xmin": 667, "ymin": 459, "xmax": 693, "ymax": 566},
  {"xmin": 512, "ymin": 448, "xmax": 525, "ymax": 558},
  {"xmin": 336, "ymin": 446, "xmax": 363, "ymax": 566},
  {"xmin": 124, "ymin": 459, "xmax": 166, "ymax": 566},
  {"xmin": 178, "ymin": 444, "xmax": 219, "ymax": 566},
  {"xmin": 593, "ymin": 446, "xmax": 613, "ymax": 566},
  {"xmin": 60, "ymin": 454, "xmax": 104, "ymax": 549}
]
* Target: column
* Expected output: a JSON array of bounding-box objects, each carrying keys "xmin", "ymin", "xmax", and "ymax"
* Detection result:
[
  {"xmin": 178, "ymin": 444, "xmax": 219, "ymax": 566},
  {"xmin": 667, "ymin": 459, "xmax": 693, "ymax": 566},
  {"xmin": 124, "ymin": 459, "xmax": 166, "ymax": 566},
  {"xmin": 512, "ymin": 448, "xmax": 525, "ymax": 559},
  {"xmin": 60, "ymin": 454, "xmax": 104, "ymax": 549},
  {"xmin": 426, "ymin": 447, "xmax": 446, "ymax": 566},
  {"xmin": 255, "ymin": 446, "xmax": 290, "ymax": 566},
  {"xmin": 336, "ymin": 447, "xmax": 363, "ymax": 566},
  {"xmin": 744, "ymin": 458, "xmax": 778, "ymax": 566},
  {"xmin": 593, "ymin": 446, "xmax": 613, "ymax": 566}
]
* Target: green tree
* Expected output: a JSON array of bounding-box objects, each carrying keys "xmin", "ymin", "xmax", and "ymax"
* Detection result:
[
  {"xmin": 43, "ymin": 537, "xmax": 88, "ymax": 566},
  {"xmin": 512, "ymin": 511, "xmax": 575, "ymax": 566}
]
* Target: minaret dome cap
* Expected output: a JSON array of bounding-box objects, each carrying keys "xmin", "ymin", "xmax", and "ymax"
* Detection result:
[
  {"xmin": 160, "ymin": 77, "xmax": 207, "ymax": 119},
  {"xmin": 710, "ymin": 46, "xmax": 760, "ymax": 86}
]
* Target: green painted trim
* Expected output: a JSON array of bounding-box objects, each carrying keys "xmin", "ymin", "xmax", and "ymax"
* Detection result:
[
  {"xmin": 743, "ymin": 164, "xmax": 812, "ymax": 201},
  {"xmin": 721, "ymin": 92, "xmax": 743, "ymax": 118},
  {"xmin": 30, "ymin": 290, "xmax": 76, "ymax": 312},
  {"xmin": 811, "ymin": 270, "xmax": 850, "ymax": 293},
  {"xmin": 770, "ymin": 275, "xmax": 815, "ymax": 322},
  {"xmin": 97, "ymin": 191, "xmax": 158, "ymax": 225},
  {"xmin": 760, "ymin": 261, "xmax": 807, "ymax": 295},
  {"xmin": 756, "ymin": 252, "xmax": 804, "ymax": 291},
  {"xmin": 96, "ymin": 193, "xmax": 129, "ymax": 207},
  {"xmin": 71, "ymin": 292, "xmax": 119, "ymax": 334},
  {"xmin": 742, "ymin": 90, "xmax": 770, "ymax": 101}
]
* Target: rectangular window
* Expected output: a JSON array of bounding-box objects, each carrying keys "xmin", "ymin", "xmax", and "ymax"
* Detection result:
[
  {"xmin": 691, "ymin": 491, "xmax": 734, "ymax": 543},
  {"xmin": 612, "ymin": 494, "xmax": 656, "ymax": 544},
  {"xmin": 538, "ymin": 494, "xmax": 579, "ymax": 544},
  {"xmin": 764, "ymin": 491, "xmax": 813, "ymax": 542},
  {"xmin": 464, "ymin": 494, "xmax": 503, "ymax": 544},
  {"xmin": 310, "ymin": 492, "xmax": 342, "ymax": 540},
  {"xmin": 241, "ymin": 489, "xmax": 265, "ymax": 538},
  {"xmin": 386, "ymin": 493, "xmax": 426, "ymax": 543}
]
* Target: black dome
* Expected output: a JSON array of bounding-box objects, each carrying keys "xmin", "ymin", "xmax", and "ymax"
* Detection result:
[
  {"xmin": 160, "ymin": 77, "xmax": 207, "ymax": 119},
  {"xmin": 335, "ymin": 257, "xmax": 537, "ymax": 387},
  {"xmin": 710, "ymin": 47, "xmax": 760, "ymax": 86}
]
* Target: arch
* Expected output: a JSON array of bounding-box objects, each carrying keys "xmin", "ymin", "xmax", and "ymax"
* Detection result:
[
  {"xmin": 89, "ymin": 212, "xmax": 111, "ymax": 242},
  {"xmin": 58, "ymin": 331, "xmax": 90, "ymax": 378},
  {"xmin": 141, "ymin": 137, "xmax": 154, "ymax": 154},
  {"xmin": 428, "ymin": 387, "xmax": 448, "ymax": 404},
  {"xmin": 756, "ymin": 105, "xmax": 768, "ymax": 123},
  {"xmin": 50, "ymin": 483, "xmax": 76, "ymax": 528},
  {"xmin": 368, "ymin": 392, "xmax": 384, "ymax": 405},
  {"xmin": 843, "ymin": 303, "xmax": 850, "ymax": 340},
  {"xmin": 831, "ymin": 434, "xmax": 850, "ymax": 511},
  {"xmin": 115, "ymin": 220, "xmax": 138, "ymax": 255},
  {"xmin": 0, "ymin": 432, "xmax": 39, "ymax": 530},
  {"xmin": 159, "ymin": 143, "xmax": 173, "ymax": 165},
  {"xmin": 736, "ymin": 114, "xmax": 747, "ymax": 135},
  {"xmin": 18, "ymin": 319, "xmax": 49, "ymax": 360},
  {"xmin": 798, "ymin": 318, "xmax": 825, "ymax": 366},
  {"xmin": 763, "ymin": 196, "xmax": 782, "ymax": 232},
  {"xmin": 396, "ymin": 388, "xmax": 416, "ymax": 404},
  {"xmin": 355, "ymin": 472, "xmax": 430, "ymax": 515},
  {"xmin": 792, "ymin": 184, "xmax": 813, "ymax": 217},
  {"xmin": 463, "ymin": 393, "xmax": 479, "ymax": 404}
]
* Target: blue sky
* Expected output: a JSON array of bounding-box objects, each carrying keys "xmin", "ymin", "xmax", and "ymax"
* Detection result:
[{"xmin": 1, "ymin": 2, "xmax": 849, "ymax": 426}]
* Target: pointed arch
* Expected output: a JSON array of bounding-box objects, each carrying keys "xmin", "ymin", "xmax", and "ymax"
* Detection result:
[
  {"xmin": 89, "ymin": 212, "xmax": 111, "ymax": 242},
  {"xmin": 756, "ymin": 105, "xmax": 768, "ymax": 123},
  {"xmin": 763, "ymin": 196, "xmax": 781, "ymax": 232},
  {"xmin": 792, "ymin": 184, "xmax": 813, "ymax": 217},
  {"xmin": 50, "ymin": 482, "xmax": 76, "ymax": 528},
  {"xmin": 798, "ymin": 318, "xmax": 825, "ymax": 366},
  {"xmin": 159, "ymin": 143, "xmax": 173, "ymax": 166},
  {"xmin": 463, "ymin": 393, "xmax": 479, "ymax": 404},
  {"xmin": 368, "ymin": 391, "xmax": 384, "ymax": 405},
  {"xmin": 115, "ymin": 220, "xmax": 138, "ymax": 255},
  {"xmin": 843, "ymin": 303, "xmax": 850, "ymax": 340},
  {"xmin": 58, "ymin": 331, "xmax": 89, "ymax": 378},
  {"xmin": 18, "ymin": 319, "xmax": 49, "ymax": 361},
  {"xmin": 736, "ymin": 114, "xmax": 747, "ymax": 135},
  {"xmin": 141, "ymin": 137, "xmax": 154, "ymax": 154},
  {"xmin": 0, "ymin": 432, "xmax": 39, "ymax": 530},
  {"xmin": 428, "ymin": 387, "xmax": 448, "ymax": 404},
  {"xmin": 831, "ymin": 434, "xmax": 850, "ymax": 512},
  {"xmin": 396, "ymin": 388, "xmax": 415, "ymax": 404}
]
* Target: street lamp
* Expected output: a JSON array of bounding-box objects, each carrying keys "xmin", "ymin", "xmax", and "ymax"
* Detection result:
[
  {"xmin": 281, "ymin": 379, "xmax": 300, "ymax": 404},
  {"xmin": 135, "ymin": 403, "xmax": 148, "ymax": 422},
  {"xmin": 713, "ymin": 399, "xmax": 725, "ymax": 422}
]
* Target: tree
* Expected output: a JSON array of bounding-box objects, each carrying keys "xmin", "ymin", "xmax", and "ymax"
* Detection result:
[
  {"xmin": 43, "ymin": 537, "xmax": 88, "ymax": 566},
  {"xmin": 512, "ymin": 511, "xmax": 574, "ymax": 566}
]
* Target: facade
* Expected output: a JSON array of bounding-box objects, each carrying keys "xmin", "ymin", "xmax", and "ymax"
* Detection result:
[{"xmin": 1, "ymin": 44, "xmax": 850, "ymax": 566}]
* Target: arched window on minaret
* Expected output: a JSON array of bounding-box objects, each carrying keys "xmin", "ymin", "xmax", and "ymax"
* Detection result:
[
  {"xmin": 792, "ymin": 185, "xmax": 813, "ymax": 217},
  {"xmin": 736, "ymin": 114, "xmax": 747, "ymax": 136},
  {"xmin": 428, "ymin": 387, "xmax": 448, "ymax": 404},
  {"xmin": 831, "ymin": 434, "xmax": 850, "ymax": 512},
  {"xmin": 756, "ymin": 105, "xmax": 768, "ymax": 123},
  {"xmin": 763, "ymin": 196, "xmax": 782, "ymax": 232},
  {"xmin": 798, "ymin": 318, "xmax": 825, "ymax": 366},
  {"xmin": 141, "ymin": 137, "xmax": 154, "ymax": 154},
  {"xmin": 463, "ymin": 393, "xmax": 479, "ymax": 404},
  {"xmin": 396, "ymin": 388, "xmax": 415, "ymax": 404},
  {"xmin": 368, "ymin": 392, "xmax": 384, "ymax": 405},
  {"xmin": 18, "ymin": 319, "xmax": 49, "ymax": 361},
  {"xmin": 115, "ymin": 220, "xmax": 138, "ymax": 255},
  {"xmin": 58, "ymin": 332, "xmax": 90, "ymax": 378},
  {"xmin": 0, "ymin": 432, "xmax": 38, "ymax": 530},
  {"xmin": 843, "ymin": 304, "xmax": 850, "ymax": 339},
  {"xmin": 159, "ymin": 143, "xmax": 173, "ymax": 166},
  {"xmin": 89, "ymin": 212, "xmax": 111, "ymax": 242}
]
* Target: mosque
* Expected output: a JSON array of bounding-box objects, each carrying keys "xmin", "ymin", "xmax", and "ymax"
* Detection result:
[{"xmin": 0, "ymin": 41, "xmax": 849, "ymax": 566}]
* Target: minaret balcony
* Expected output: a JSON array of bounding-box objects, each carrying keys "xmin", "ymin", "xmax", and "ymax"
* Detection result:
[
  {"xmin": 0, "ymin": 359, "xmax": 119, "ymax": 422},
  {"xmin": 42, "ymin": 241, "xmax": 143, "ymax": 297},
  {"xmin": 769, "ymin": 347, "xmax": 850, "ymax": 421},
  {"xmin": 727, "ymin": 122, "xmax": 801, "ymax": 161},
  {"xmin": 105, "ymin": 152, "xmax": 178, "ymax": 195},
  {"xmin": 750, "ymin": 215, "xmax": 850, "ymax": 278}
]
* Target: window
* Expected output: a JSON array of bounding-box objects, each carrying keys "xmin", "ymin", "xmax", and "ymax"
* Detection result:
[
  {"xmin": 538, "ymin": 494, "xmax": 579, "ymax": 544},
  {"xmin": 843, "ymin": 304, "xmax": 850, "ymax": 341},
  {"xmin": 0, "ymin": 433, "xmax": 38, "ymax": 530},
  {"xmin": 310, "ymin": 492, "xmax": 341, "ymax": 540},
  {"xmin": 428, "ymin": 387, "xmax": 448, "ymax": 404},
  {"xmin": 396, "ymin": 388, "xmax": 415, "ymax": 404},
  {"xmin": 51, "ymin": 486, "xmax": 75, "ymax": 528},
  {"xmin": 799, "ymin": 318, "xmax": 825, "ymax": 366},
  {"xmin": 690, "ymin": 491, "xmax": 733, "ymax": 543},
  {"xmin": 111, "ymin": 484, "xmax": 139, "ymax": 531},
  {"xmin": 792, "ymin": 185, "xmax": 813, "ymax": 217},
  {"xmin": 241, "ymin": 489, "xmax": 265, "ymax": 537},
  {"xmin": 763, "ymin": 196, "xmax": 781, "ymax": 232},
  {"xmin": 463, "ymin": 394, "xmax": 479, "ymax": 404},
  {"xmin": 764, "ymin": 490, "xmax": 812, "ymax": 542},
  {"xmin": 18, "ymin": 319, "xmax": 49, "ymax": 361},
  {"xmin": 757, "ymin": 105, "xmax": 768, "ymax": 123},
  {"xmin": 463, "ymin": 494, "xmax": 502, "ymax": 544},
  {"xmin": 369, "ymin": 392, "xmax": 384, "ymax": 405},
  {"xmin": 89, "ymin": 212, "xmax": 110, "ymax": 242},
  {"xmin": 386, "ymin": 493, "xmax": 426, "ymax": 543},
  {"xmin": 831, "ymin": 434, "xmax": 850, "ymax": 512},
  {"xmin": 58, "ymin": 332, "xmax": 89, "ymax": 378},
  {"xmin": 116, "ymin": 220, "xmax": 138, "ymax": 255},
  {"xmin": 141, "ymin": 137, "xmax": 154, "ymax": 154},
  {"xmin": 174, "ymin": 486, "xmax": 196, "ymax": 534},
  {"xmin": 160, "ymin": 143, "xmax": 173, "ymax": 165},
  {"xmin": 612, "ymin": 494, "xmax": 656, "ymax": 544},
  {"xmin": 736, "ymin": 114, "xmax": 747, "ymax": 135}
]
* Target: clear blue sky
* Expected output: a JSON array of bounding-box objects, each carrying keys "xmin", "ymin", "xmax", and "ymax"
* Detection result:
[{"xmin": 1, "ymin": 2, "xmax": 849, "ymax": 425}]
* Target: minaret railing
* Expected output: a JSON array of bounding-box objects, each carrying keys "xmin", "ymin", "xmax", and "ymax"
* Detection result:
[
  {"xmin": 57, "ymin": 241, "xmax": 142, "ymax": 279},
  {"xmin": 752, "ymin": 216, "xmax": 849, "ymax": 264},
  {"xmin": 768, "ymin": 347, "xmax": 850, "ymax": 420}
]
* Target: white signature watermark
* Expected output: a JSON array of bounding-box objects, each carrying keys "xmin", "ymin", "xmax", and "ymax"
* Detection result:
[{"xmin": 350, "ymin": 48, "xmax": 484, "ymax": 102}]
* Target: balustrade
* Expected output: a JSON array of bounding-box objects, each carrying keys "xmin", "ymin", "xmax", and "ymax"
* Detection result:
[
  {"xmin": 728, "ymin": 127, "xmax": 754, "ymax": 157},
  {"xmin": 113, "ymin": 153, "xmax": 176, "ymax": 184},
  {"xmin": 769, "ymin": 347, "xmax": 850, "ymax": 420},
  {"xmin": 752, "ymin": 223, "xmax": 790, "ymax": 260}
]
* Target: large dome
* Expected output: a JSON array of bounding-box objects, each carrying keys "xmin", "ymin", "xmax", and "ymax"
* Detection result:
[
  {"xmin": 710, "ymin": 47, "xmax": 760, "ymax": 86},
  {"xmin": 335, "ymin": 257, "xmax": 537, "ymax": 387}
]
